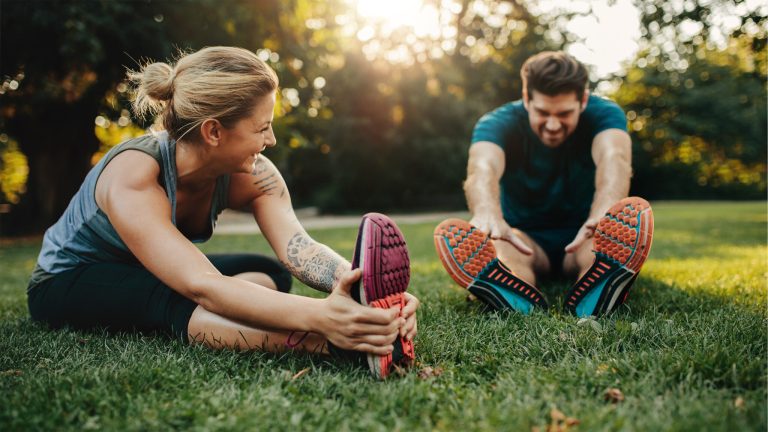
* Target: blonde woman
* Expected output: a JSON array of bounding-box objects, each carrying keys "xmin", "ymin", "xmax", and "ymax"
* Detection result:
[{"xmin": 27, "ymin": 46, "xmax": 418, "ymax": 379}]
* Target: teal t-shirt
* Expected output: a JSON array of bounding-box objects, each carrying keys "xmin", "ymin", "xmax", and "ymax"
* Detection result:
[{"xmin": 471, "ymin": 95, "xmax": 627, "ymax": 230}]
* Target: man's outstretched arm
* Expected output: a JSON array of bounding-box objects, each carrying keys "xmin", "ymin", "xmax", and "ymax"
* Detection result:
[
  {"xmin": 565, "ymin": 129, "xmax": 632, "ymax": 252},
  {"xmin": 465, "ymin": 141, "xmax": 533, "ymax": 255}
]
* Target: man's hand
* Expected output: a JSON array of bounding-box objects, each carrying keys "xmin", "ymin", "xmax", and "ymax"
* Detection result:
[
  {"xmin": 470, "ymin": 213, "xmax": 533, "ymax": 255},
  {"xmin": 564, "ymin": 217, "xmax": 599, "ymax": 253}
]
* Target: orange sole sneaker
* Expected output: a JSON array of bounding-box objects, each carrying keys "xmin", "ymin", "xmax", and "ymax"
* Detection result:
[
  {"xmin": 433, "ymin": 219, "xmax": 547, "ymax": 314},
  {"xmin": 564, "ymin": 197, "xmax": 654, "ymax": 317},
  {"xmin": 368, "ymin": 293, "xmax": 415, "ymax": 378},
  {"xmin": 351, "ymin": 213, "xmax": 413, "ymax": 379}
]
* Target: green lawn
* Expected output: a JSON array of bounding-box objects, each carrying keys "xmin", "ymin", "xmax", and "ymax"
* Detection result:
[{"xmin": 1, "ymin": 201, "xmax": 766, "ymax": 431}]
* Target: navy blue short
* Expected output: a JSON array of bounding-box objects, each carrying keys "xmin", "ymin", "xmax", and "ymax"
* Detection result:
[
  {"xmin": 27, "ymin": 254, "xmax": 292, "ymax": 341},
  {"xmin": 524, "ymin": 227, "xmax": 581, "ymax": 275}
]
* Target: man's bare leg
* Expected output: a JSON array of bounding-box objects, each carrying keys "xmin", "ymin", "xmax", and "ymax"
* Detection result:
[
  {"xmin": 492, "ymin": 229, "xmax": 551, "ymax": 284},
  {"xmin": 562, "ymin": 239, "xmax": 595, "ymax": 280}
]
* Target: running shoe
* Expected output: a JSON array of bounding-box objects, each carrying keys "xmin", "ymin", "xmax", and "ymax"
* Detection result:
[
  {"xmin": 351, "ymin": 212, "xmax": 414, "ymax": 379},
  {"xmin": 564, "ymin": 197, "xmax": 654, "ymax": 317},
  {"xmin": 433, "ymin": 219, "xmax": 547, "ymax": 314}
]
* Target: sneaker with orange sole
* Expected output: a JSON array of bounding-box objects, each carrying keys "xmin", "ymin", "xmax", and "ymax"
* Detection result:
[
  {"xmin": 564, "ymin": 197, "xmax": 654, "ymax": 317},
  {"xmin": 351, "ymin": 213, "xmax": 415, "ymax": 379},
  {"xmin": 433, "ymin": 219, "xmax": 548, "ymax": 314}
]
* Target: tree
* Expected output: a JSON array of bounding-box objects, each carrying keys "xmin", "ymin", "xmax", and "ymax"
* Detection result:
[
  {"xmin": 0, "ymin": 0, "xmax": 285, "ymax": 234},
  {"xmin": 610, "ymin": 0, "xmax": 767, "ymax": 198},
  {"xmin": 1, "ymin": 0, "xmax": 559, "ymax": 234}
]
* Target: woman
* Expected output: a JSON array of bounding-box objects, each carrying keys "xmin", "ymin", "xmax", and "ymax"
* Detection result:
[{"xmin": 27, "ymin": 46, "xmax": 419, "ymax": 379}]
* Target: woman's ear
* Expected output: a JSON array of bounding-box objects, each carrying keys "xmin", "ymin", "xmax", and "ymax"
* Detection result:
[{"xmin": 199, "ymin": 118, "xmax": 223, "ymax": 147}]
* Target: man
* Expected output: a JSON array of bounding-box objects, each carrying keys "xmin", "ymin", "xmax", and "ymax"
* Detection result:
[{"xmin": 433, "ymin": 51, "xmax": 654, "ymax": 317}]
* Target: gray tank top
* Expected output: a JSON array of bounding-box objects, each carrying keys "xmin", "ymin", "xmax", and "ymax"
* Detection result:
[{"xmin": 29, "ymin": 131, "xmax": 230, "ymax": 288}]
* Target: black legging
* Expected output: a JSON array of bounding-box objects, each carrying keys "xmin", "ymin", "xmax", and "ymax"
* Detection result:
[{"xmin": 27, "ymin": 254, "xmax": 292, "ymax": 341}]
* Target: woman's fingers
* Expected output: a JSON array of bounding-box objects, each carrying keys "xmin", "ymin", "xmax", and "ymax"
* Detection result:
[
  {"xmin": 332, "ymin": 268, "xmax": 362, "ymax": 297},
  {"xmin": 406, "ymin": 317, "xmax": 417, "ymax": 341},
  {"xmin": 353, "ymin": 343, "xmax": 394, "ymax": 356},
  {"xmin": 399, "ymin": 293, "xmax": 419, "ymax": 339},
  {"xmin": 347, "ymin": 318, "xmax": 404, "ymax": 337},
  {"xmin": 353, "ymin": 305, "xmax": 400, "ymax": 325}
]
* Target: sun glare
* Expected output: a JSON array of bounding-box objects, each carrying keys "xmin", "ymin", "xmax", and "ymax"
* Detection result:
[{"xmin": 349, "ymin": 0, "xmax": 449, "ymax": 62}]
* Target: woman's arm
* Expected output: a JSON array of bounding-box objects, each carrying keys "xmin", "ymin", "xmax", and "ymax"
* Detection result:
[
  {"xmin": 228, "ymin": 155, "xmax": 350, "ymax": 293},
  {"xmin": 228, "ymin": 154, "xmax": 418, "ymax": 342},
  {"xmin": 95, "ymin": 150, "xmax": 399, "ymax": 353}
]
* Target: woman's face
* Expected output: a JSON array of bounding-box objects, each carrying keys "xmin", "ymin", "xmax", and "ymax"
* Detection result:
[{"xmin": 219, "ymin": 91, "xmax": 277, "ymax": 174}]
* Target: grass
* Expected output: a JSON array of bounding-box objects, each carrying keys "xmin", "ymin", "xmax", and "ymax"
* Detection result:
[{"xmin": 1, "ymin": 201, "xmax": 766, "ymax": 431}]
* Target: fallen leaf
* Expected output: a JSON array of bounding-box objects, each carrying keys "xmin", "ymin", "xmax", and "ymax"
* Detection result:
[
  {"xmin": 546, "ymin": 407, "xmax": 579, "ymax": 432},
  {"xmin": 466, "ymin": 294, "xmax": 478, "ymax": 302},
  {"xmin": 418, "ymin": 366, "xmax": 444, "ymax": 379},
  {"xmin": 1, "ymin": 370, "xmax": 22, "ymax": 377},
  {"xmin": 78, "ymin": 339, "xmax": 89, "ymax": 344},
  {"xmin": 734, "ymin": 396, "xmax": 745, "ymax": 409},
  {"xmin": 291, "ymin": 367, "xmax": 310, "ymax": 381},
  {"xmin": 604, "ymin": 388, "xmax": 625, "ymax": 403},
  {"xmin": 392, "ymin": 363, "xmax": 408, "ymax": 377},
  {"xmin": 565, "ymin": 417, "xmax": 580, "ymax": 426},
  {"xmin": 550, "ymin": 408, "xmax": 566, "ymax": 421}
]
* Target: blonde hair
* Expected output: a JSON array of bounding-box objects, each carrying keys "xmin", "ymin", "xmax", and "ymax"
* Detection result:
[{"xmin": 128, "ymin": 46, "xmax": 278, "ymax": 142}]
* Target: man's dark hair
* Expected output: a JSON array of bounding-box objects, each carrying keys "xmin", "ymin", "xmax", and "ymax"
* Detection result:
[{"xmin": 521, "ymin": 51, "xmax": 588, "ymax": 101}]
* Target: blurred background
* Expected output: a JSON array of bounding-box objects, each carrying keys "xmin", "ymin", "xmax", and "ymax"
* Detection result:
[{"xmin": 0, "ymin": 0, "xmax": 765, "ymax": 236}]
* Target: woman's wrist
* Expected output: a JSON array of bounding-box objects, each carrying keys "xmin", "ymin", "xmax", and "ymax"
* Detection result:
[{"xmin": 303, "ymin": 297, "xmax": 328, "ymax": 335}]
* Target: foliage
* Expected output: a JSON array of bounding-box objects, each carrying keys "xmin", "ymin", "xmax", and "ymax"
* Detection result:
[
  {"xmin": 1, "ymin": 202, "xmax": 766, "ymax": 430},
  {"xmin": 613, "ymin": 0, "xmax": 767, "ymax": 199},
  {"xmin": 0, "ymin": 138, "xmax": 28, "ymax": 205},
  {"xmin": 1, "ymin": 0, "xmax": 766, "ymax": 234}
]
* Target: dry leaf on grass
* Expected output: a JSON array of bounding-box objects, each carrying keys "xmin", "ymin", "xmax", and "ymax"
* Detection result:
[
  {"xmin": 291, "ymin": 367, "xmax": 310, "ymax": 381},
  {"xmin": 734, "ymin": 396, "xmax": 745, "ymax": 409},
  {"xmin": 392, "ymin": 363, "xmax": 409, "ymax": 377},
  {"xmin": 604, "ymin": 388, "xmax": 625, "ymax": 403},
  {"xmin": 550, "ymin": 408, "xmax": 566, "ymax": 421},
  {"xmin": 1, "ymin": 370, "xmax": 22, "ymax": 377},
  {"xmin": 545, "ymin": 407, "xmax": 580, "ymax": 432},
  {"xmin": 418, "ymin": 366, "xmax": 444, "ymax": 379}
]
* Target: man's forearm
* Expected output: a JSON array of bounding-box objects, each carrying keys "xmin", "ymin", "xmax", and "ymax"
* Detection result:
[
  {"xmin": 590, "ymin": 152, "xmax": 631, "ymax": 219},
  {"xmin": 281, "ymin": 232, "xmax": 350, "ymax": 293},
  {"xmin": 465, "ymin": 165, "xmax": 503, "ymax": 218}
]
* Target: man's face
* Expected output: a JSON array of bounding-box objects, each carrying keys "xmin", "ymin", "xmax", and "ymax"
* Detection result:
[{"xmin": 523, "ymin": 90, "xmax": 587, "ymax": 148}]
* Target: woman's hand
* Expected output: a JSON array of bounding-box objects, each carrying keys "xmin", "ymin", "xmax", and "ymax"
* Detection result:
[
  {"xmin": 400, "ymin": 292, "xmax": 419, "ymax": 342},
  {"xmin": 319, "ymin": 269, "xmax": 404, "ymax": 355}
]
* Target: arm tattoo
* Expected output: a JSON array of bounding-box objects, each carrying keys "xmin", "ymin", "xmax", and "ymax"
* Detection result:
[
  {"xmin": 282, "ymin": 232, "xmax": 345, "ymax": 292},
  {"xmin": 253, "ymin": 173, "xmax": 279, "ymax": 195},
  {"xmin": 252, "ymin": 157, "xmax": 280, "ymax": 196},
  {"xmin": 252, "ymin": 156, "xmax": 269, "ymax": 175}
]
